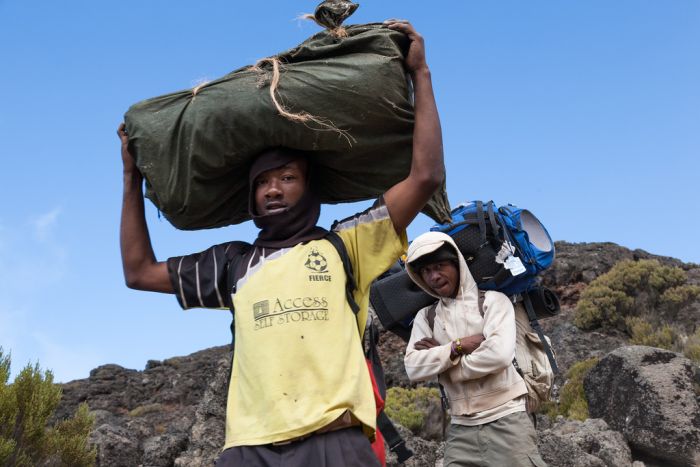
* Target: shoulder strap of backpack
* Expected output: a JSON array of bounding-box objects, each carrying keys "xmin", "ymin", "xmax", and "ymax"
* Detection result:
[
  {"xmin": 325, "ymin": 230, "xmax": 413, "ymax": 463},
  {"xmin": 475, "ymin": 291, "xmax": 529, "ymax": 383},
  {"xmin": 521, "ymin": 293, "xmax": 559, "ymax": 374},
  {"xmin": 324, "ymin": 231, "xmax": 360, "ymax": 316},
  {"xmin": 477, "ymin": 290, "xmax": 486, "ymax": 316},
  {"xmin": 476, "ymin": 200, "xmax": 487, "ymax": 243},
  {"xmin": 426, "ymin": 302, "xmax": 438, "ymax": 330},
  {"xmin": 377, "ymin": 410, "xmax": 413, "ymax": 463},
  {"xmin": 476, "ymin": 293, "xmax": 524, "ymax": 380}
]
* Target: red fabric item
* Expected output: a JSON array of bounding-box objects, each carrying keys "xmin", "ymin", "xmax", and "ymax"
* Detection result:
[{"xmin": 366, "ymin": 359, "xmax": 386, "ymax": 467}]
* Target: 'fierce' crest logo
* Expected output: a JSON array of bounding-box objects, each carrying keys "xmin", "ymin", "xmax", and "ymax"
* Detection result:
[{"xmin": 304, "ymin": 248, "xmax": 328, "ymax": 273}]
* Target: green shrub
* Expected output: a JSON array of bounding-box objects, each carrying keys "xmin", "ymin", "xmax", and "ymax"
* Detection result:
[
  {"xmin": 660, "ymin": 285, "xmax": 700, "ymax": 310},
  {"xmin": 684, "ymin": 329, "xmax": 700, "ymax": 364},
  {"xmin": 626, "ymin": 317, "xmax": 676, "ymax": 350},
  {"xmin": 574, "ymin": 259, "xmax": 695, "ymax": 332},
  {"xmin": 543, "ymin": 358, "xmax": 599, "ymax": 421},
  {"xmin": 574, "ymin": 285, "xmax": 633, "ymax": 330},
  {"xmin": 0, "ymin": 351, "xmax": 16, "ymax": 464},
  {"xmin": 0, "ymin": 347, "xmax": 96, "ymax": 467},
  {"xmin": 384, "ymin": 387, "xmax": 440, "ymax": 433},
  {"xmin": 599, "ymin": 259, "xmax": 686, "ymax": 295},
  {"xmin": 44, "ymin": 403, "xmax": 96, "ymax": 467}
]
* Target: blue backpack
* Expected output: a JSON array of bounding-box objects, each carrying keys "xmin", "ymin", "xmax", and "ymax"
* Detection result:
[
  {"xmin": 430, "ymin": 200, "xmax": 559, "ymax": 374},
  {"xmin": 431, "ymin": 200, "xmax": 555, "ymax": 296}
]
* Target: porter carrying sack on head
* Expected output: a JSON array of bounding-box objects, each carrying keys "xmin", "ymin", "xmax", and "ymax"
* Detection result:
[{"xmin": 123, "ymin": 0, "xmax": 450, "ymax": 230}]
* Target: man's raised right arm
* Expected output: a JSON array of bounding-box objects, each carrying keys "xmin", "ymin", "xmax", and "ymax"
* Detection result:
[{"xmin": 118, "ymin": 123, "xmax": 173, "ymax": 293}]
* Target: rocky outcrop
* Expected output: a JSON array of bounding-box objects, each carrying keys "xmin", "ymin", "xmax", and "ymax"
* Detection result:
[
  {"xmin": 538, "ymin": 430, "xmax": 607, "ymax": 467},
  {"xmin": 584, "ymin": 346, "xmax": 700, "ymax": 467},
  {"xmin": 90, "ymin": 424, "xmax": 141, "ymax": 467},
  {"xmin": 541, "ymin": 319, "xmax": 627, "ymax": 378},
  {"xmin": 57, "ymin": 346, "xmax": 229, "ymax": 467},
  {"xmin": 540, "ymin": 242, "xmax": 688, "ymax": 306},
  {"xmin": 57, "ymin": 346, "xmax": 226, "ymax": 421},
  {"xmin": 377, "ymin": 330, "xmax": 413, "ymax": 388},
  {"xmin": 537, "ymin": 418, "xmax": 633, "ymax": 467},
  {"xmin": 173, "ymin": 351, "xmax": 230, "ymax": 466}
]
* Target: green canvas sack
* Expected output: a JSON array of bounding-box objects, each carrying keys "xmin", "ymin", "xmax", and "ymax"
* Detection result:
[{"xmin": 123, "ymin": 1, "xmax": 451, "ymax": 230}]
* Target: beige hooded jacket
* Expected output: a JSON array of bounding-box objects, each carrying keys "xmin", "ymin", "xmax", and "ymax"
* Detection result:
[{"xmin": 403, "ymin": 231, "xmax": 528, "ymax": 420}]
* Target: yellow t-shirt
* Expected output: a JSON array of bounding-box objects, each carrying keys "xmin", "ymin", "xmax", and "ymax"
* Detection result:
[{"xmin": 167, "ymin": 201, "xmax": 407, "ymax": 447}]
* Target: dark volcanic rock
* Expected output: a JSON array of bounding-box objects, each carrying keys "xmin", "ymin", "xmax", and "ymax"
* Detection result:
[
  {"xmin": 538, "ymin": 430, "xmax": 606, "ymax": 467},
  {"xmin": 174, "ymin": 351, "xmax": 231, "ymax": 466},
  {"xmin": 377, "ymin": 330, "xmax": 413, "ymax": 388},
  {"xmin": 543, "ymin": 317, "xmax": 626, "ymax": 380},
  {"xmin": 538, "ymin": 418, "xmax": 632, "ymax": 467},
  {"xmin": 57, "ymin": 346, "xmax": 227, "ymax": 421},
  {"xmin": 584, "ymin": 346, "xmax": 700, "ymax": 467},
  {"xmin": 91, "ymin": 424, "xmax": 141, "ymax": 467},
  {"xmin": 143, "ymin": 432, "xmax": 189, "ymax": 466},
  {"xmin": 58, "ymin": 346, "xmax": 230, "ymax": 467}
]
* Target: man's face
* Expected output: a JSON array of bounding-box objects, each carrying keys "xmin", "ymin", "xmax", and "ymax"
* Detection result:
[
  {"xmin": 419, "ymin": 260, "xmax": 459, "ymax": 298},
  {"xmin": 254, "ymin": 159, "xmax": 307, "ymax": 216}
]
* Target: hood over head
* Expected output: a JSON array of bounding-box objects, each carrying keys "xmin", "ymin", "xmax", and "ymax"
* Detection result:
[{"xmin": 405, "ymin": 231, "xmax": 478, "ymax": 303}]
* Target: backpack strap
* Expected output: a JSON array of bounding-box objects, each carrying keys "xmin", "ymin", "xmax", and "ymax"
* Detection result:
[
  {"xmin": 477, "ymin": 290, "xmax": 486, "ymax": 313},
  {"xmin": 377, "ymin": 411, "xmax": 413, "ymax": 463},
  {"xmin": 521, "ymin": 293, "xmax": 559, "ymax": 374},
  {"xmin": 476, "ymin": 200, "xmax": 487, "ymax": 243},
  {"xmin": 324, "ymin": 231, "xmax": 360, "ymax": 316},
  {"xmin": 426, "ymin": 302, "xmax": 438, "ymax": 330},
  {"xmin": 477, "ymin": 291, "xmax": 531, "ymax": 379},
  {"xmin": 326, "ymin": 230, "xmax": 413, "ymax": 463},
  {"xmin": 486, "ymin": 201, "xmax": 501, "ymax": 238},
  {"xmin": 476, "ymin": 291, "xmax": 522, "ymax": 380}
]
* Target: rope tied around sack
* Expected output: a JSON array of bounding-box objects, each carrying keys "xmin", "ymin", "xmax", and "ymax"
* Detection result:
[
  {"xmin": 301, "ymin": 0, "xmax": 358, "ymax": 38},
  {"xmin": 300, "ymin": 13, "xmax": 348, "ymax": 38},
  {"xmin": 248, "ymin": 1, "xmax": 359, "ymax": 142},
  {"xmin": 311, "ymin": 0, "xmax": 358, "ymax": 34},
  {"xmin": 250, "ymin": 57, "xmax": 355, "ymax": 146}
]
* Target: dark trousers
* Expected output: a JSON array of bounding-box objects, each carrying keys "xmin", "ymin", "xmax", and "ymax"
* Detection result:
[{"xmin": 215, "ymin": 427, "xmax": 381, "ymax": 467}]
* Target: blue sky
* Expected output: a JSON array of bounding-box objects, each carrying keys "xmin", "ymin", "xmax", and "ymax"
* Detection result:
[{"xmin": 1, "ymin": 1, "xmax": 698, "ymax": 382}]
